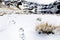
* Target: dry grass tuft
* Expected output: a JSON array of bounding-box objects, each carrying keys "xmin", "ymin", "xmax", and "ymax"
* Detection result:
[{"xmin": 35, "ymin": 22, "xmax": 60, "ymax": 34}]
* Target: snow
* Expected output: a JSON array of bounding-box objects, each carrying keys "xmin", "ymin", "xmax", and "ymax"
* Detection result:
[
  {"xmin": 0, "ymin": 14, "xmax": 60, "ymax": 40},
  {"xmin": 3, "ymin": 0, "xmax": 57, "ymax": 4},
  {"xmin": 25, "ymin": 0, "xmax": 56, "ymax": 4},
  {"xmin": 0, "ymin": 7, "xmax": 24, "ymax": 15},
  {"xmin": 0, "ymin": 6, "xmax": 31, "ymax": 15}
]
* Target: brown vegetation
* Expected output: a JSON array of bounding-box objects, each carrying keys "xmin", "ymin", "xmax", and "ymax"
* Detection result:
[{"xmin": 35, "ymin": 22, "xmax": 60, "ymax": 34}]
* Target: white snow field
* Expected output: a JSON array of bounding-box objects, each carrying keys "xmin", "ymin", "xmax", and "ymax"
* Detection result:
[
  {"xmin": 26, "ymin": 0, "xmax": 56, "ymax": 4},
  {"xmin": 0, "ymin": 14, "xmax": 60, "ymax": 40}
]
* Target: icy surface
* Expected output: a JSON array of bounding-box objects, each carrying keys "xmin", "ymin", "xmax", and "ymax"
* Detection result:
[{"xmin": 0, "ymin": 14, "xmax": 60, "ymax": 40}]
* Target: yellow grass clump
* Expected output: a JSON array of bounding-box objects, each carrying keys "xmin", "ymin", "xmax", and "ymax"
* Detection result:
[{"xmin": 35, "ymin": 22, "xmax": 60, "ymax": 34}]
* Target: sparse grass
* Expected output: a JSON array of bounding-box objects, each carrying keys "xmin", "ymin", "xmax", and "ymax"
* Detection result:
[{"xmin": 0, "ymin": 12, "xmax": 7, "ymax": 16}]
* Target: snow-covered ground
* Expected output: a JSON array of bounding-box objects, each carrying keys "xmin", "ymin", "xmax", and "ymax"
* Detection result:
[
  {"xmin": 0, "ymin": 6, "xmax": 32, "ymax": 15},
  {"xmin": 26, "ymin": 0, "xmax": 56, "ymax": 4},
  {"xmin": 0, "ymin": 6, "xmax": 21, "ymax": 14},
  {"xmin": 0, "ymin": 14, "xmax": 60, "ymax": 40}
]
